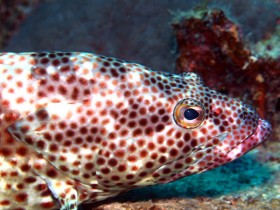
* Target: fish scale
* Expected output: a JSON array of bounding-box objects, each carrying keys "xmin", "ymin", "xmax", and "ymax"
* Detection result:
[{"xmin": 0, "ymin": 52, "xmax": 271, "ymax": 210}]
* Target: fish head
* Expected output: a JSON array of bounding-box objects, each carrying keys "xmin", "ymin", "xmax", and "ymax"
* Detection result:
[{"xmin": 149, "ymin": 72, "xmax": 272, "ymax": 184}]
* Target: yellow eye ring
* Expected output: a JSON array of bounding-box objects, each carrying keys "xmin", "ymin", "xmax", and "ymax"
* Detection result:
[{"xmin": 173, "ymin": 99, "xmax": 205, "ymax": 129}]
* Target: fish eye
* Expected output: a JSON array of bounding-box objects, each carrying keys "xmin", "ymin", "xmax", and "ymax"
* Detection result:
[{"xmin": 173, "ymin": 99, "xmax": 205, "ymax": 129}]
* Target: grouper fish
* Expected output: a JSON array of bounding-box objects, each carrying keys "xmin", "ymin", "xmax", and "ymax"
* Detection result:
[{"xmin": 0, "ymin": 52, "xmax": 271, "ymax": 209}]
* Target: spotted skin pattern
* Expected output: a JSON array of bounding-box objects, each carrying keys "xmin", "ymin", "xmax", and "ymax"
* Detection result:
[{"xmin": 0, "ymin": 52, "xmax": 271, "ymax": 209}]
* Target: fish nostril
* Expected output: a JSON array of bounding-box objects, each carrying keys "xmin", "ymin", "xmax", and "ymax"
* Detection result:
[
  {"xmin": 243, "ymin": 104, "xmax": 257, "ymax": 113},
  {"xmin": 241, "ymin": 103, "xmax": 259, "ymax": 120}
]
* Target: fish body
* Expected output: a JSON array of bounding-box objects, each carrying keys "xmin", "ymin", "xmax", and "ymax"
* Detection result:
[{"xmin": 0, "ymin": 52, "xmax": 271, "ymax": 209}]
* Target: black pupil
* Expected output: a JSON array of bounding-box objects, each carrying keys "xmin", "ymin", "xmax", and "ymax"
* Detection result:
[{"xmin": 184, "ymin": 108, "xmax": 199, "ymax": 120}]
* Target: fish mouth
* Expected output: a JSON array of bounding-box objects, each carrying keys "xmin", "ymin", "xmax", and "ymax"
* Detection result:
[
  {"xmin": 213, "ymin": 104, "xmax": 272, "ymax": 163},
  {"xmin": 220, "ymin": 102, "xmax": 271, "ymax": 159},
  {"xmin": 225, "ymin": 118, "xmax": 271, "ymax": 160}
]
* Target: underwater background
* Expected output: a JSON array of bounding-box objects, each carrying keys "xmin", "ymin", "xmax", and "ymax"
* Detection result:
[{"xmin": 1, "ymin": 0, "xmax": 280, "ymax": 209}]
